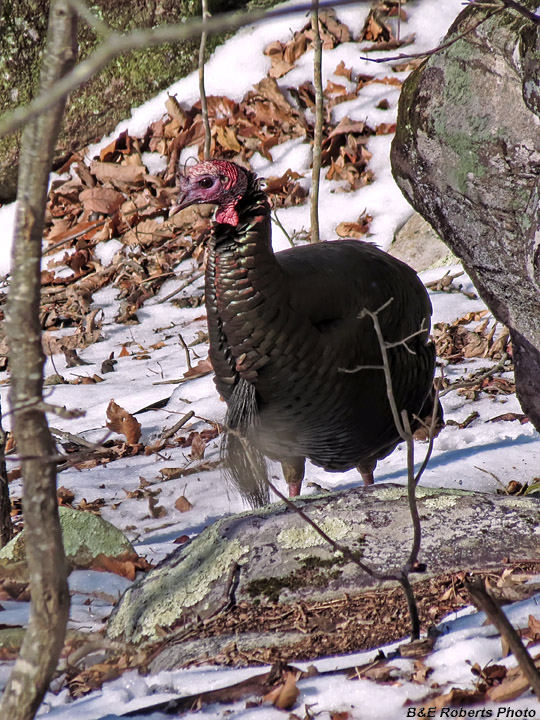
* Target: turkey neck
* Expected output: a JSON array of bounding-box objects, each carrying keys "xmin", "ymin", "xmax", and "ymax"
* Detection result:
[{"xmin": 205, "ymin": 176, "xmax": 288, "ymax": 387}]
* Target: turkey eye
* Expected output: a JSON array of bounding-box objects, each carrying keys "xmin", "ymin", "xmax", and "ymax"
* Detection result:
[{"xmin": 198, "ymin": 177, "xmax": 214, "ymax": 189}]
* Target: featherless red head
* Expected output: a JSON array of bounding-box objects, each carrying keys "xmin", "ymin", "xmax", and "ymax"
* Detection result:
[{"xmin": 175, "ymin": 160, "xmax": 249, "ymax": 226}]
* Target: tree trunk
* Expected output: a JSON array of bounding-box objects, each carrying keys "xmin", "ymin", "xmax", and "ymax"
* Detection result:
[
  {"xmin": 0, "ymin": 395, "xmax": 13, "ymax": 547},
  {"xmin": 0, "ymin": 1, "xmax": 76, "ymax": 717}
]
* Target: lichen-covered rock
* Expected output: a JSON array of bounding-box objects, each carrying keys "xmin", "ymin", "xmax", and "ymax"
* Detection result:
[
  {"xmin": 0, "ymin": 506, "xmax": 136, "ymax": 580},
  {"xmin": 107, "ymin": 485, "xmax": 540, "ymax": 645},
  {"xmin": 391, "ymin": 1, "xmax": 540, "ymax": 430}
]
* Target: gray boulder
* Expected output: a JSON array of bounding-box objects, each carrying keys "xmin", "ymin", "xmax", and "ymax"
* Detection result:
[
  {"xmin": 107, "ymin": 485, "xmax": 540, "ymax": 651},
  {"xmin": 391, "ymin": 1, "xmax": 540, "ymax": 430}
]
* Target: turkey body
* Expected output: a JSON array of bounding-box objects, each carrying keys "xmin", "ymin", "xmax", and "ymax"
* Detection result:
[
  {"xmin": 177, "ymin": 161, "xmax": 435, "ymax": 505},
  {"xmin": 175, "ymin": 160, "xmax": 437, "ymax": 506}
]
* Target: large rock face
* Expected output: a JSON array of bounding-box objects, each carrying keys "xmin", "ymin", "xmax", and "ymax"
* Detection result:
[
  {"xmin": 391, "ymin": 2, "xmax": 540, "ymax": 430},
  {"xmin": 107, "ymin": 485, "xmax": 540, "ymax": 648}
]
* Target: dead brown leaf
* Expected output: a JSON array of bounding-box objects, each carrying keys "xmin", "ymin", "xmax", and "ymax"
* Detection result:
[
  {"xmin": 106, "ymin": 400, "xmax": 142, "ymax": 445},
  {"xmin": 164, "ymin": 94, "xmax": 188, "ymax": 126},
  {"xmin": 148, "ymin": 495, "xmax": 166, "ymax": 519},
  {"xmin": 283, "ymin": 33, "xmax": 308, "ymax": 65},
  {"xmin": 159, "ymin": 467, "xmax": 185, "ymax": 480},
  {"xmin": 90, "ymin": 161, "xmax": 146, "ymax": 186},
  {"xmin": 334, "ymin": 60, "xmax": 353, "ymax": 81},
  {"xmin": 486, "ymin": 667, "xmax": 530, "ymax": 702},
  {"xmin": 360, "ymin": 10, "xmax": 392, "ymax": 43},
  {"xmin": 175, "ymin": 495, "xmax": 194, "ymax": 513},
  {"xmin": 215, "ymin": 125, "xmax": 242, "ymax": 153},
  {"xmin": 57, "ymin": 486, "xmax": 76, "ymax": 506},
  {"xmin": 190, "ymin": 432, "xmax": 207, "ymax": 460},
  {"xmin": 183, "ymin": 357, "xmax": 213, "ymax": 379},
  {"xmin": 262, "ymin": 671, "xmax": 299, "ymax": 709},
  {"xmin": 79, "ymin": 187, "xmax": 125, "ymax": 215},
  {"xmin": 414, "ymin": 686, "xmax": 485, "ymax": 712},
  {"xmin": 488, "ymin": 413, "xmax": 529, "ymax": 424},
  {"xmin": 335, "ymin": 214, "xmax": 372, "ymax": 238},
  {"xmin": 89, "ymin": 553, "xmax": 138, "ymax": 580},
  {"xmin": 325, "ymin": 80, "xmax": 348, "ymax": 97},
  {"xmin": 412, "ymin": 659, "xmax": 432, "ymax": 683}
]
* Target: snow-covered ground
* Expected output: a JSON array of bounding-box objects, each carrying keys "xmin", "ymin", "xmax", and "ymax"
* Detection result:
[{"xmin": 1, "ymin": 1, "xmax": 540, "ymax": 717}]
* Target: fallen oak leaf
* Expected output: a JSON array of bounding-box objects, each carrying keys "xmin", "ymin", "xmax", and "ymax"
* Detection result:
[
  {"xmin": 215, "ymin": 125, "xmax": 242, "ymax": 153},
  {"xmin": 334, "ymin": 60, "xmax": 352, "ymax": 81},
  {"xmin": 175, "ymin": 495, "xmax": 193, "ymax": 513},
  {"xmin": 487, "ymin": 413, "xmax": 529, "ymax": 424},
  {"xmin": 90, "ymin": 553, "xmax": 138, "ymax": 581},
  {"xmin": 263, "ymin": 671, "xmax": 299, "ymax": 709},
  {"xmin": 336, "ymin": 215, "xmax": 372, "ymax": 239},
  {"xmin": 183, "ymin": 357, "xmax": 213, "ymax": 379},
  {"xmin": 57, "ymin": 486, "xmax": 75, "ymax": 505},
  {"xmin": 190, "ymin": 432, "xmax": 207, "ymax": 460},
  {"xmin": 159, "ymin": 467, "xmax": 185, "ymax": 480},
  {"xmin": 79, "ymin": 187, "xmax": 125, "ymax": 215},
  {"xmin": 106, "ymin": 400, "xmax": 142, "ymax": 445},
  {"xmin": 90, "ymin": 161, "xmax": 145, "ymax": 185},
  {"xmin": 486, "ymin": 665, "xmax": 532, "ymax": 702}
]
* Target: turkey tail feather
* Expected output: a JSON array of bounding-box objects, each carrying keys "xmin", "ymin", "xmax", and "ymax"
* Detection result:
[{"xmin": 222, "ymin": 379, "xmax": 270, "ymax": 507}]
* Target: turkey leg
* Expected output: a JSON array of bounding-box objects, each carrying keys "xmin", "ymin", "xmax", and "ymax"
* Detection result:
[
  {"xmin": 281, "ymin": 457, "xmax": 306, "ymax": 497},
  {"xmin": 357, "ymin": 459, "xmax": 376, "ymax": 485}
]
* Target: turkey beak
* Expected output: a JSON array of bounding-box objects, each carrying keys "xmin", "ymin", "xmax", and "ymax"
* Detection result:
[{"xmin": 169, "ymin": 177, "xmax": 193, "ymax": 217}]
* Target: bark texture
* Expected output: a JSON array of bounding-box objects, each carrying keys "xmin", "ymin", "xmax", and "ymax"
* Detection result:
[
  {"xmin": 391, "ymin": 2, "xmax": 540, "ymax": 430},
  {"xmin": 0, "ymin": 395, "xmax": 12, "ymax": 548},
  {"xmin": 0, "ymin": 1, "xmax": 75, "ymax": 717}
]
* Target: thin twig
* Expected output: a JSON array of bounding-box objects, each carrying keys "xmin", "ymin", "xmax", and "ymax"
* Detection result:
[
  {"xmin": 158, "ymin": 269, "xmax": 204, "ymax": 304},
  {"xmin": 438, "ymin": 353, "xmax": 509, "ymax": 397},
  {"xmin": 310, "ymin": 0, "xmax": 323, "ymax": 244},
  {"xmin": 178, "ymin": 334, "xmax": 193, "ymax": 370},
  {"xmin": 271, "ymin": 210, "xmax": 295, "ymax": 248},
  {"xmin": 50, "ymin": 426, "xmax": 96, "ymax": 449},
  {"xmin": 497, "ymin": 0, "xmax": 540, "ymax": 24},
  {"xmin": 67, "ymin": 639, "xmax": 129, "ymax": 668},
  {"xmin": 66, "ymin": 0, "xmax": 112, "ymax": 36},
  {"xmin": 161, "ymin": 410, "xmax": 195, "ymax": 440},
  {"xmin": 474, "ymin": 465, "xmax": 508, "ymax": 492},
  {"xmin": 356, "ymin": 300, "xmax": 406, "ymax": 440},
  {"xmin": 198, "ymin": 0, "xmax": 211, "ymax": 160},
  {"xmin": 465, "ymin": 576, "xmax": 540, "ymax": 700}
]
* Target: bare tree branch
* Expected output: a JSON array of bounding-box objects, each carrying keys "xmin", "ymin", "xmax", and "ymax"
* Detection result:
[
  {"xmin": 466, "ymin": 576, "xmax": 540, "ymax": 699},
  {"xmin": 199, "ymin": 0, "xmax": 211, "ymax": 160},
  {"xmin": 497, "ymin": 0, "xmax": 540, "ymax": 24},
  {"xmin": 0, "ymin": 396, "xmax": 12, "ymax": 547},
  {"xmin": 0, "ymin": 1, "xmax": 76, "ymax": 716},
  {"xmin": 310, "ymin": 0, "xmax": 323, "ymax": 243}
]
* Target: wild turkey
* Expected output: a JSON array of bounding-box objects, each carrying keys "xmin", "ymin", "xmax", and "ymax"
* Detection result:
[{"xmin": 174, "ymin": 160, "xmax": 439, "ymax": 506}]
